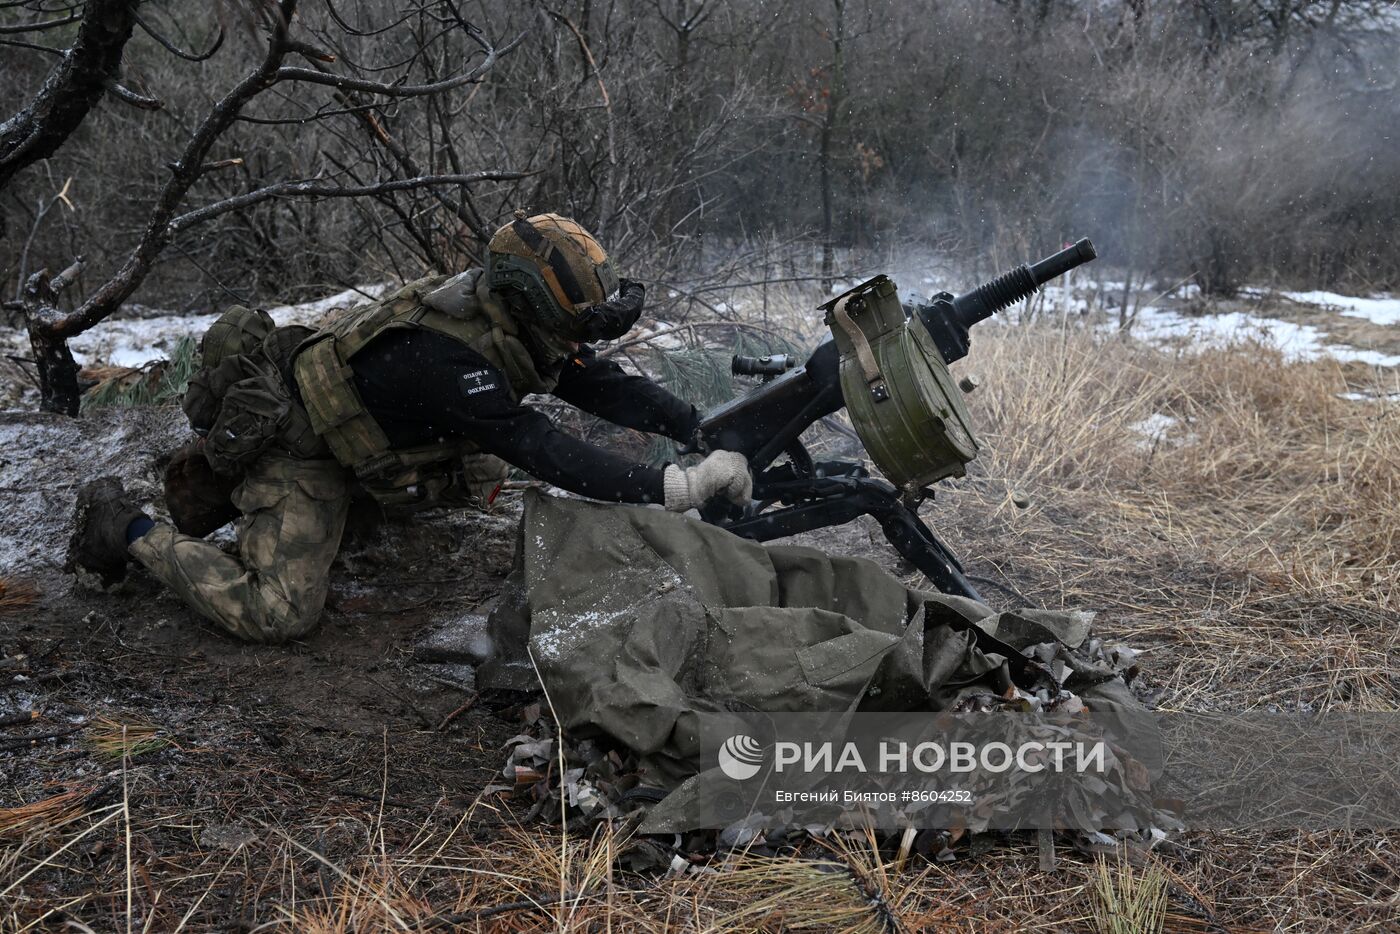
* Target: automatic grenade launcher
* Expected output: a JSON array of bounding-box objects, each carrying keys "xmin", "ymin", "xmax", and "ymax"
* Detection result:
[{"xmin": 695, "ymin": 239, "xmax": 1098, "ymax": 601}]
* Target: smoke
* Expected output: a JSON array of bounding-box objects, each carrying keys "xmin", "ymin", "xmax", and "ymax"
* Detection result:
[{"xmin": 710, "ymin": 0, "xmax": 1400, "ymax": 292}]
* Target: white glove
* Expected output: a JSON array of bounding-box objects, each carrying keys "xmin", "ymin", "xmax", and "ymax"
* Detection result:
[{"xmin": 663, "ymin": 450, "xmax": 752, "ymax": 512}]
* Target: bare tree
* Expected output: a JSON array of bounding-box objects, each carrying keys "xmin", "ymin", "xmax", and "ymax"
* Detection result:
[
  {"xmin": 18, "ymin": 0, "xmax": 526, "ymax": 415},
  {"xmin": 5, "ymin": 0, "xmax": 1398, "ymax": 390},
  {"xmin": 0, "ymin": 0, "xmax": 144, "ymax": 196}
]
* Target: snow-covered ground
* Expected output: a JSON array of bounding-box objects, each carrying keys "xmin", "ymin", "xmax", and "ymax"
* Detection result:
[
  {"xmin": 1125, "ymin": 306, "xmax": 1400, "ymax": 367},
  {"xmin": 50, "ymin": 285, "xmax": 386, "ymax": 369},
  {"xmin": 1280, "ymin": 291, "xmax": 1400, "ymax": 327},
  {"xmin": 1015, "ymin": 281, "xmax": 1399, "ymax": 368},
  {"xmin": 1, "ymin": 275, "xmax": 1394, "ymax": 378}
]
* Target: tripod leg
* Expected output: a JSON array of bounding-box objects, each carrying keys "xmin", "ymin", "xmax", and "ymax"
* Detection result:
[
  {"xmin": 868, "ymin": 504, "xmax": 981, "ymax": 601},
  {"xmin": 716, "ymin": 477, "xmax": 983, "ymax": 601}
]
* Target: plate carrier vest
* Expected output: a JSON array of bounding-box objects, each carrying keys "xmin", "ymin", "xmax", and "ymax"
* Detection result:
[{"xmin": 293, "ymin": 269, "xmax": 561, "ymax": 507}]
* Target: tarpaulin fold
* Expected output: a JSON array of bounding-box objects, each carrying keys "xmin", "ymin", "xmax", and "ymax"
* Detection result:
[{"xmin": 479, "ymin": 491, "xmax": 1153, "ymax": 788}]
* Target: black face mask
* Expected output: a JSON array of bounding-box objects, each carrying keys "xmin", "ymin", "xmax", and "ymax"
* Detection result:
[{"xmin": 569, "ymin": 278, "xmax": 645, "ymax": 342}]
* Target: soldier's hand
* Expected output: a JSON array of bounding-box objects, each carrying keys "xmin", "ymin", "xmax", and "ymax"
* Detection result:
[{"xmin": 663, "ymin": 450, "xmax": 752, "ymax": 512}]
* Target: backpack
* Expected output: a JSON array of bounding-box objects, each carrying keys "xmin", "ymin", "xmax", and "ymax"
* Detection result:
[{"xmin": 183, "ymin": 305, "xmax": 327, "ymax": 476}]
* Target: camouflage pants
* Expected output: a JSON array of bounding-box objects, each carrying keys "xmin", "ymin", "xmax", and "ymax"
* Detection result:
[{"xmin": 129, "ymin": 455, "xmax": 351, "ymax": 643}]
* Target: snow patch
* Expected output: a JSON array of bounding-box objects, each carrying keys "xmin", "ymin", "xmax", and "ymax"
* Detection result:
[
  {"xmin": 1129, "ymin": 412, "xmax": 1199, "ymax": 450},
  {"xmin": 1282, "ymin": 290, "xmax": 1400, "ymax": 327},
  {"xmin": 35, "ymin": 284, "xmax": 386, "ymax": 369},
  {"xmin": 0, "ymin": 409, "xmax": 187, "ymax": 573},
  {"xmin": 1327, "ymin": 347, "xmax": 1400, "ymax": 368},
  {"xmin": 68, "ymin": 312, "xmax": 219, "ymax": 367},
  {"xmin": 1124, "ymin": 307, "xmax": 1400, "ymax": 368},
  {"xmin": 1130, "ymin": 413, "xmax": 1177, "ymax": 443},
  {"xmin": 1337, "ymin": 390, "xmax": 1400, "ymax": 403}
]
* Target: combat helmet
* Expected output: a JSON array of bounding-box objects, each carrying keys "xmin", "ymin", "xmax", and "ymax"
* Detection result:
[{"xmin": 487, "ymin": 212, "xmax": 645, "ymax": 342}]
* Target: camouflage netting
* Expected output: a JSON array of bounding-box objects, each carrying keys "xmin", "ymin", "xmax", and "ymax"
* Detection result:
[{"xmin": 479, "ymin": 492, "xmax": 1163, "ymax": 848}]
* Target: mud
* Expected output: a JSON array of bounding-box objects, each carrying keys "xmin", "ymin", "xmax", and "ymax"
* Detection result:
[
  {"xmin": 0, "ymin": 405, "xmax": 1146, "ymax": 928},
  {"xmin": 1, "ymin": 408, "xmax": 534, "ymax": 916}
]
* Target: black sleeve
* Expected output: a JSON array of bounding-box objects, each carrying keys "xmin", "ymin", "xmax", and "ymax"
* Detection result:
[
  {"xmin": 349, "ymin": 329, "xmax": 665, "ymax": 504},
  {"xmin": 552, "ymin": 344, "xmax": 699, "ymax": 443}
]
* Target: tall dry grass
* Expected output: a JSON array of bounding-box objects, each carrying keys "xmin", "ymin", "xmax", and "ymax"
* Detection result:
[
  {"xmin": 973, "ymin": 322, "xmax": 1400, "ymax": 603},
  {"xmin": 1089, "ymin": 852, "xmax": 1169, "ymax": 934},
  {"xmin": 4, "ymin": 298, "xmax": 1397, "ymax": 931},
  {"xmin": 189, "ymin": 811, "xmax": 933, "ymax": 933},
  {"xmin": 935, "ymin": 321, "xmax": 1397, "ymax": 712}
]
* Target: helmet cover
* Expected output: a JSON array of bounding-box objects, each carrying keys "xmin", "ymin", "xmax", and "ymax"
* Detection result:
[{"xmin": 487, "ymin": 212, "xmax": 642, "ymax": 341}]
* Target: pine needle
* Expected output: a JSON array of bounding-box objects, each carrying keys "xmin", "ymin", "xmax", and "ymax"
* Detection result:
[
  {"xmin": 1089, "ymin": 853, "xmax": 1169, "ymax": 934},
  {"xmin": 87, "ymin": 717, "xmax": 174, "ymax": 760},
  {"xmin": 81, "ymin": 336, "xmax": 200, "ymax": 410},
  {"xmin": 0, "ymin": 576, "xmax": 38, "ymax": 614}
]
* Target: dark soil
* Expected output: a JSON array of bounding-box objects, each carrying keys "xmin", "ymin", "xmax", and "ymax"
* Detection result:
[
  {"xmin": 1, "ymin": 408, "xmax": 532, "ymax": 927},
  {"xmin": 0, "ymin": 407, "xmax": 932, "ymax": 928},
  {"xmin": 8, "ymin": 407, "xmax": 1391, "ymax": 931}
]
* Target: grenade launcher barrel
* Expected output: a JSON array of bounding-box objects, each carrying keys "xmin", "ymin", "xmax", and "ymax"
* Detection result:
[
  {"xmin": 956, "ymin": 237, "xmax": 1098, "ymax": 328},
  {"xmin": 699, "ymin": 239, "xmax": 1098, "ymax": 468},
  {"xmin": 920, "ymin": 238, "xmax": 1097, "ymax": 364}
]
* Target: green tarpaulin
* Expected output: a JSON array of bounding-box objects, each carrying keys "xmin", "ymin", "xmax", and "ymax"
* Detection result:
[{"xmin": 480, "ymin": 492, "xmax": 1152, "ymax": 794}]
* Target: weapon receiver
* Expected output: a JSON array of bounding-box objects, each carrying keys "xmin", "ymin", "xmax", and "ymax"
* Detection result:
[{"xmin": 696, "ymin": 239, "xmax": 1098, "ymax": 602}]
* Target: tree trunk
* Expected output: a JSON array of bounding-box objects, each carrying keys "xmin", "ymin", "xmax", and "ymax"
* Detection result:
[
  {"xmin": 29, "ymin": 325, "xmax": 82, "ymax": 416},
  {"xmin": 0, "ymin": 0, "xmax": 141, "ymax": 196},
  {"xmin": 22, "ymin": 264, "xmax": 85, "ymax": 415}
]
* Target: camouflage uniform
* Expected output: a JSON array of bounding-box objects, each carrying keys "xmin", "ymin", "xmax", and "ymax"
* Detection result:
[
  {"xmin": 128, "ymin": 269, "xmax": 557, "ymax": 644},
  {"xmin": 127, "ymin": 214, "xmax": 683, "ymax": 644},
  {"xmin": 130, "ymin": 455, "xmax": 350, "ymax": 643}
]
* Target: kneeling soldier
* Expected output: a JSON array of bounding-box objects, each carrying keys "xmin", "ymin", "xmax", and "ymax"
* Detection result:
[{"xmin": 67, "ymin": 213, "xmax": 751, "ymax": 643}]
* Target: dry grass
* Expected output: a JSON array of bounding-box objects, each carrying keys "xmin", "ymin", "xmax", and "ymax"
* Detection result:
[
  {"xmin": 0, "ymin": 786, "xmax": 108, "ymax": 840},
  {"xmin": 935, "ymin": 320, "xmax": 1400, "ymax": 713},
  {"xmin": 151, "ymin": 811, "xmax": 937, "ymax": 933},
  {"xmin": 974, "ymin": 323, "xmax": 1400, "ymax": 604},
  {"xmin": 85, "ymin": 717, "xmax": 174, "ymax": 761},
  {"xmin": 1090, "ymin": 853, "xmax": 1169, "ymax": 934},
  {"xmin": 1, "ymin": 790, "xmax": 1394, "ymax": 930},
  {"xmin": 3, "ymin": 298, "xmax": 1397, "ymax": 931},
  {"xmin": 0, "ymin": 576, "xmax": 38, "ymax": 614}
]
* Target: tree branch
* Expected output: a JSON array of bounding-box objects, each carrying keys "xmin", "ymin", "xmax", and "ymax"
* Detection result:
[
  {"xmin": 167, "ymin": 171, "xmax": 531, "ymax": 233},
  {"xmin": 107, "ymin": 83, "xmax": 163, "ymax": 110},
  {"xmin": 0, "ymin": 12, "xmax": 80, "ymax": 35},
  {"xmin": 0, "ymin": 36, "xmax": 63, "ymax": 56},
  {"xmin": 21, "ymin": 0, "xmax": 526, "ymax": 414},
  {"xmin": 133, "ymin": 9, "xmax": 224, "ymax": 62},
  {"xmin": 33, "ymin": 0, "xmax": 300, "ymax": 342},
  {"xmin": 272, "ymin": 25, "xmax": 526, "ymax": 97},
  {"xmin": 0, "ymin": 0, "xmax": 140, "ymax": 193}
]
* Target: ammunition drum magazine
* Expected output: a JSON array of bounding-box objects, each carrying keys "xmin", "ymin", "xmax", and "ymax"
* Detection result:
[{"xmin": 824, "ymin": 276, "xmax": 980, "ymax": 492}]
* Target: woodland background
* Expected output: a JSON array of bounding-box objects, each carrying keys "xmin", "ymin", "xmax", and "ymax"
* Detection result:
[{"xmin": 3, "ymin": 0, "xmax": 1398, "ymax": 325}]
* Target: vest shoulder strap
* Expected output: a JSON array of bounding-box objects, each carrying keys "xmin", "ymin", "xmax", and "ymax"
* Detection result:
[{"xmin": 292, "ymin": 271, "xmax": 559, "ymax": 479}]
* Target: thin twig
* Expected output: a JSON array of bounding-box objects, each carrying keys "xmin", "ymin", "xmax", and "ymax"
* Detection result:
[
  {"xmin": 434, "ymin": 692, "xmax": 480, "ymax": 732},
  {"xmin": 167, "ymin": 171, "xmax": 530, "ymax": 233},
  {"xmin": 0, "ymin": 723, "xmax": 85, "ymax": 748}
]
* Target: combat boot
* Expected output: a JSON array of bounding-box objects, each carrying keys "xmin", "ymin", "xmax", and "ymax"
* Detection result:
[{"xmin": 66, "ymin": 477, "xmax": 146, "ymax": 585}]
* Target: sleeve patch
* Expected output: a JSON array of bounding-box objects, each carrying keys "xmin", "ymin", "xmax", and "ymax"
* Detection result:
[{"xmin": 459, "ymin": 367, "xmax": 502, "ymax": 398}]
